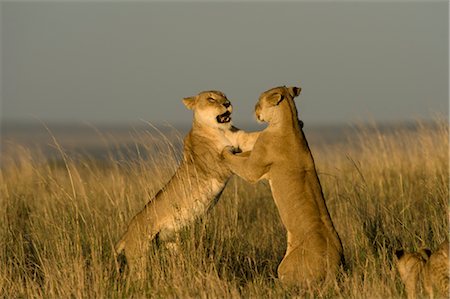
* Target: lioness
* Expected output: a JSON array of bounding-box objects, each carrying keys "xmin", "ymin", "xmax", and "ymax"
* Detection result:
[
  {"xmin": 115, "ymin": 90, "xmax": 258, "ymax": 276},
  {"xmin": 222, "ymin": 86, "xmax": 344, "ymax": 286},
  {"xmin": 395, "ymin": 240, "xmax": 449, "ymax": 299}
]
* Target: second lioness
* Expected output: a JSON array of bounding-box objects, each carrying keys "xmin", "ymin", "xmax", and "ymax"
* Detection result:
[
  {"xmin": 222, "ymin": 86, "xmax": 344, "ymax": 286},
  {"xmin": 115, "ymin": 90, "xmax": 258, "ymax": 277}
]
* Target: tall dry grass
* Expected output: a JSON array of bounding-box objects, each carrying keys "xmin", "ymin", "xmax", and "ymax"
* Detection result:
[{"xmin": 0, "ymin": 120, "xmax": 448, "ymax": 298}]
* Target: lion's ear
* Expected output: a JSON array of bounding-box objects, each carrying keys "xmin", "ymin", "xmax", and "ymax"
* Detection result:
[
  {"xmin": 288, "ymin": 86, "xmax": 302, "ymax": 99},
  {"xmin": 183, "ymin": 96, "xmax": 196, "ymax": 110},
  {"xmin": 395, "ymin": 249, "xmax": 405, "ymax": 259},
  {"xmin": 267, "ymin": 93, "xmax": 284, "ymax": 106},
  {"xmin": 419, "ymin": 248, "xmax": 432, "ymax": 260},
  {"xmin": 299, "ymin": 120, "xmax": 304, "ymax": 129}
]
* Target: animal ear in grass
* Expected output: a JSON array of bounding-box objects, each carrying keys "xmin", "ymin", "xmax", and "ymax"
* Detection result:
[
  {"xmin": 395, "ymin": 249, "xmax": 405, "ymax": 259},
  {"xmin": 419, "ymin": 248, "xmax": 432, "ymax": 260}
]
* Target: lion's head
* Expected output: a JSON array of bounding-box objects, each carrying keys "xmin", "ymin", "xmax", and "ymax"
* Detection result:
[
  {"xmin": 183, "ymin": 90, "xmax": 233, "ymax": 129},
  {"xmin": 395, "ymin": 248, "xmax": 431, "ymax": 296},
  {"xmin": 255, "ymin": 86, "xmax": 301, "ymax": 123}
]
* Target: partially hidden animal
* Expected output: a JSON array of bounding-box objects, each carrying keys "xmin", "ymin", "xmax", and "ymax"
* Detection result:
[
  {"xmin": 222, "ymin": 86, "xmax": 344, "ymax": 286},
  {"xmin": 395, "ymin": 240, "xmax": 449, "ymax": 299},
  {"xmin": 115, "ymin": 90, "xmax": 259, "ymax": 277}
]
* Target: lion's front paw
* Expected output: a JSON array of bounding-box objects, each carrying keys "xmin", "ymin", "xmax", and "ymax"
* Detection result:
[
  {"xmin": 221, "ymin": 145, "xmax": 241, "ymax": 158},
  {"xmin": 221, "ymin": 145, "xmax": 234, "ymax": 157}
]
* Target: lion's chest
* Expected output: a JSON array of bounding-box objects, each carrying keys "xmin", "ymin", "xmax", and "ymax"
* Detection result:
[
  {"xmin": 162, "ymin": 178, "xmax": 226, "ymax": 234},
  {"xmin": 189, "ymin": 178, "xmax": 225, "ymax": 212},
  {"xmin": 213, "ymin": 134, "xmax": 234, "ymax": 152}
]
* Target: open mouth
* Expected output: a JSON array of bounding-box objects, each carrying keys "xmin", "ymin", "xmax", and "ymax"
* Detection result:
[{"xmin": 216, "ymin": 111, "xmax": 232, "ymax": 123}]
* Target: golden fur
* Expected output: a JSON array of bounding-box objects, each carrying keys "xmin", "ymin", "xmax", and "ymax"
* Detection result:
[
  {"xmin": 395, "ymin": 240, "xmax": 449, "ymax": 299},
  {"xmin": 115, "ymin": 90, "xmax": 259, "ymax": 277},
  {"xmin": 222, "ymin": 86, "xmax": 344, "ymax": 286}
]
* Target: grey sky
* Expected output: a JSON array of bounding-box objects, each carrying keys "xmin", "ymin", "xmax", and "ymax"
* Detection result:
[{"xmin": 1, "ymin": 1, "xmax": 448, "ymax": 127}]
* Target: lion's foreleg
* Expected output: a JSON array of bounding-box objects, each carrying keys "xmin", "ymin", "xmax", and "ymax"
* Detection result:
[
  {"xmin": 224, "ymin": 128, "xmax": 260, "ymax": 152},
  {"xmin": 222, "ymin": 149, "xmax": 267, "ymax": 183},
  {"xmin": 236, "ymin": 131, "xmax": 260, "ymax": 152}
]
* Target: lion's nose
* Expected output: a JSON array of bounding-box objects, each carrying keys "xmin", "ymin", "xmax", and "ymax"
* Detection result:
[{"xmin": 223, "ymin": 101, "xmax": 231, "ymax": 108}]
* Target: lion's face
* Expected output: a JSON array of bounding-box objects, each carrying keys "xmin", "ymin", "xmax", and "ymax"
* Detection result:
[
  {"xmin": 255, "ymin": 86, "xmax": 301, "ymax": 123},
  {"xmin": 183, "ymin": 90, "xmax": 233, "ymax": 129}
]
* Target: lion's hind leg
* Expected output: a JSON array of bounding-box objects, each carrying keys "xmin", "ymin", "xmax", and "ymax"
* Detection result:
[
  {"xmin": 278, "ymin": 235, "xmax": 342, "ymax": 287},
  {"xmin": 277, "ymin": 243, "xmax": 327, "ymax": 287},
  {"xmin": 115, "ymin": 230, "xmax": 150, "ymax": 280},
  {"xmin": 115, "ymin": 214, "xmax": 162, "ymax": 280}
]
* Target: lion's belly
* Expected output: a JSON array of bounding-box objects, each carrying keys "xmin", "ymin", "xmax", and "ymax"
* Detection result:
[
  {"xmin": 159, "ymin": 178, "xmax": 226, "ymax": 239},
  {"xmin": 268, "ymin": 176, "xmax": 315, "ymax": 228}
]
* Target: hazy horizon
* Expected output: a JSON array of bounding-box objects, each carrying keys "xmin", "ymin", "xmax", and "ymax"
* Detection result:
[{"xmin": 1, "ymin": 1, "xmax": 448, "ymax": 128}]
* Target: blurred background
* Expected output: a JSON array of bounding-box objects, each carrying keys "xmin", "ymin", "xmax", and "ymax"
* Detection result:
[{"xmin": 1, "ymin": 1, "xmax": 448, "ymax": 159}]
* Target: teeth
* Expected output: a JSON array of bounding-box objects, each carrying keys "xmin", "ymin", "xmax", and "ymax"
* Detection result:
[{"xmin": 217, "ymin": 113, "xmax": 231, "ymax": 123}]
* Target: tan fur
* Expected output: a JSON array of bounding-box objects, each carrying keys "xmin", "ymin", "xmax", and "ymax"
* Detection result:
[
  {"xmin": 396, "ymin": 240, "xmax": 449, "ymax": 299},
  {"xmin": 222, "ymin": 86, "xmax": 344, "ymax": 286},
  {"xmin": 115, "ymin": 90, "xmax": 259, "ymax": 278}
]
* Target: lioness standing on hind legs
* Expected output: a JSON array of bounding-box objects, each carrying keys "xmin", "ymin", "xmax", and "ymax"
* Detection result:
[
  {"xmin": 115, "ymin": 90, "xmax": 259, "ymax": 279},
  {"xmin": 222, "ymin": 86, "xmax": 344, "ymax": 287}
]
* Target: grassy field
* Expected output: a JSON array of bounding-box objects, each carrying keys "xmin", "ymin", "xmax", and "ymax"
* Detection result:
[{"xmin": 0, "ymin": 120, "xmax": 448, "ymax": 298}]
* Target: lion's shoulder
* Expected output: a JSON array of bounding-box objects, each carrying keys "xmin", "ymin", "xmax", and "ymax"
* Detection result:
[
  {"xmin": 224, "ymin": 126, "xmax": 260, "ymax": 152},
  {"xmin": 186, "ymin": 126, "xmax": 231, "ymax": 150}
]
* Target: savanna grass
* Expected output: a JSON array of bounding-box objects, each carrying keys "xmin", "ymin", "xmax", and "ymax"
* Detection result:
[{"xmin": 0, "ymin": 120, "xmax": 448, "ymax": 298}]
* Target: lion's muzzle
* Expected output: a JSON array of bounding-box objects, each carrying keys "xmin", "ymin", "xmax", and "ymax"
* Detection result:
[{"xmin": 216, "ymin": 111, "xmax": 231, "ymax": 123}]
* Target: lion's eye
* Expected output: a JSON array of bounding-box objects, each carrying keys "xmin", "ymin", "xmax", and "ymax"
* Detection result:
[{"xmin": 207, "ymin": 97, "xmax": 216, "ymax": 103}]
